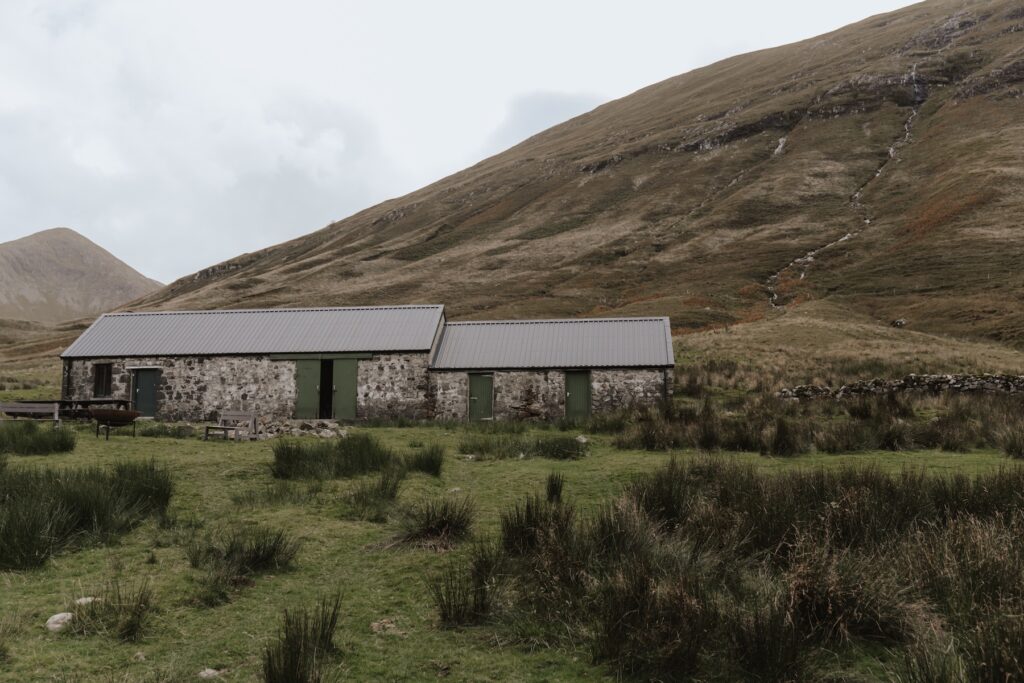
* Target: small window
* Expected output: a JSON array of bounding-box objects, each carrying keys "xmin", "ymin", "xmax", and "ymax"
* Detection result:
[{"xmin": 93, "ymin": 363, "xmax": 113, "ymax": 397}]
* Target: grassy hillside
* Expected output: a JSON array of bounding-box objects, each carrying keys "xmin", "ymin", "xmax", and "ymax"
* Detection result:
[{"xmin": 123, "ymin": 0, "xmax": 1024, "ymax": 350}]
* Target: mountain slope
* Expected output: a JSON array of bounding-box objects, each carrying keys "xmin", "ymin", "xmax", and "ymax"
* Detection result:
[
  {"xmin": 135, "ymin": 0, "xmax": 1024, "ymax": 346},
  {"xmin": 0, "ymin": 228, "xmax": 162, "ymax": 323}
]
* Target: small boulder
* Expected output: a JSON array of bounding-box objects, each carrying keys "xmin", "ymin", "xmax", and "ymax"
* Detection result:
[
  {"xmin": 46, "ymin": 612, "xmax": 74, "ymax": 632},
  {"xmin": 198, "ymin": 668, "xmax": 221, "ymax": 679},
  {"xmin": 575, "ymin": 435, "xmax": 589, "ymax": 444},
  {"xmin": 74, "ymin": 596, "xmax": 98, "ymax": 606}
]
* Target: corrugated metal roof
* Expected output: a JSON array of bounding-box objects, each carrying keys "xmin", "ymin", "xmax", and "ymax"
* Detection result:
[
  {"xmin": 62, "ymin": 306, "xmax": 445, "ymax": 358},
  {"xmin": 430, "ymin": 317, "xmax": 674, "ymax": 369}
]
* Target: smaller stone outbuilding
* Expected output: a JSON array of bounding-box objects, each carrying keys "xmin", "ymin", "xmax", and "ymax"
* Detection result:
[{"xmin": 428, "ymin": 317, "xmax": 674, "ymax": 421}]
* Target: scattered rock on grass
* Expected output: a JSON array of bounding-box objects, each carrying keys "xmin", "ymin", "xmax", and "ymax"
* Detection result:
[
  {"xmin": 45, "ymin": 612, "xmax": 74, "ymax": 632},
  {"xmin": 198, "ymin": 668, "xmax": 221, "ymax": 679}
]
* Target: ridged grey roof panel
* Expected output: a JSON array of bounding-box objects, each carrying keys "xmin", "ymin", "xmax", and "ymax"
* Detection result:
[
  {"xmin": 430, "ymin": 317, "xmax": 673, "ymax": 369},
  {"xmin": 62, "ymin": 306, "xmax": 445, "ymax": 358}
]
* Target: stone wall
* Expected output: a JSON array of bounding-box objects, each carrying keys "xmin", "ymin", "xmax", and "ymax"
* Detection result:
[
  {"xmin": 777, "ymin": 374, "xmax": 1024, "ymax": 400},
  {"xmin": 429, "ymin": 371, "xmax": 469, "ymax": 421},
  {"xmin": 65, "ymin": 356, "xmax": 669, "ymax": 422},
  {"xmin": 493, "ymin": 371, "xmax": 566, "ymax": 420},
  {"xmin": 65, "ymin": 356, "xmax": 297, "ymax": 421},
  {"xmin": 357, "ymin": 352, "xmax": 432, "ymax": 419},
  {"xmin": 429, "ymin": 368, "xmax": 669, "ymax": 421},
  {"xmin": 65, "ymin": 351, "xmax": 432, "ymax": 421},
  {"xmin": 592, "ymin": 368, "xmax": 669, "ymax": 412}
]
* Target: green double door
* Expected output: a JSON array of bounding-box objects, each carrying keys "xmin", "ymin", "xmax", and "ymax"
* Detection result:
[
  {"xmin": 565, "ymin": 370, "xmax": 592, "ymax": 420},
  {"xmin": 296, "ymin": 359, "xmax": 357, "ymax": 420}
]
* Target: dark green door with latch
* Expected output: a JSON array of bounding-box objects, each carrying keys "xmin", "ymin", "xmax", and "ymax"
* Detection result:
[
  {"xmin": 565, "ymin": 370, "xmax": 591, "ymax": 420},
  {"xmin": 468, "ymin": 374, "xmax": 493, "ymax": 421},
  {"xmin": 332, "ymin": 359, "xmax": 358, "ymax": 420},
  {"xmin": 295, "ymin": 359, "xmax": 320, "ymax": 419},
  {"xmin": 134, "ymin": 369, "xmax": 161, "ymax": 417}
]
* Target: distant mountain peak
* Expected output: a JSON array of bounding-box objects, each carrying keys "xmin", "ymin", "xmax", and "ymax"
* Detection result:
[{"xmin": 0, "ymin": 228, "xmax": 161, "ymax": 323}]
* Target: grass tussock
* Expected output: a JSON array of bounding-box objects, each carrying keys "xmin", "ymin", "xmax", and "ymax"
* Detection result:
[
  {"xmin": 187, "ymin": 524, "xmax": 301, "ymax": 605},
  {"xmin": 398, "ymin": 496, "xmax": 474, "ymax": 548},
  {"xmin": 68, "ymin": 577, "xmax": 156, "ymax": 642},
  {"xmin": 435, "ymin": 456, "xmax": 1024, "ymax": 681},
  {"xmin": 271, "ymin": 433, "xmax": 396, "ymax": 479},
  {"xmin": 0, "ymin": 460, "xmax": 173, "ymax": 570},
  {"xmin": 546, "ymin": 472, "xmax": 565, "ymax": 503},
  {"xmin": 404, "ymin": 443, "xmax": 444, "ymax": 476},
  {"xmin": 261, "ymin": 593, "xmax": 342, "ymax": 683},
  {"xmin": 0, "ymin": 616, "xmax": 14, "ymax": 664},
  {"xmin": 457, "ymin": 434, "xmax": 589, "ymax": 460},
  {"xmin": 0, "ymin": 421, "xmax": 76, "ymax": 455},
  {"xmin": 347, "ymin": 468, "xmax": 405, "ymax": 522}
]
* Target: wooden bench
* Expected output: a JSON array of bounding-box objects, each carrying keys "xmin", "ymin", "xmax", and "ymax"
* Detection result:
[
  {"xmin": 204, "ymin": 410, "xmax": 258, "ymax": 442},
  {"xmin": 0, "ymin": 402, "xmax": 61, "ymax": 428}
]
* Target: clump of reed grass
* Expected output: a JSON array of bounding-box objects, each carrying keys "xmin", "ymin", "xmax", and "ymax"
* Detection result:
[
  {"xmin": 68, "ymin": 577, "xmax": 156, "ymax": 642},
  {"xmin": 0, "ymin": 460, "xmax": 173, "ymax": 570},
  {"xmin": 0, "ymin": 421, "xmax": 76, "ymax": 455},
  {"xmin": 546, "ymin": 472, "xmax": 565, "ymax": 503},
  {"xmin": 271, "ymin": 433, "xmax": 396, "ymax": 479},
  {"xmin": 261, "ymin": 593, "xmax": 342, "ymax": 683},
  {"xmin": 405, "ymin": 443, "xmax": 444, "ymax": 476},
  {"xmin": 999, "ymin": 424, "xmax": 1024, "ymax": 459},
  {"xmin": 500, "ymin": 493, "xmax": 575, "ymax": 557},
  {"xmin": 398, "ymin": 496, "xmax": 474, "ymax": 547},
  {"xmin": 187, "ymin": 524, "xmax": 301, "ymax": 605},
  {"xmin": 347, "ymin": 468, "xmax": 405, "ymax": 522},
  {"xmin": 457, "ymin": 434, "xmax": 587, "ymax": 460}
]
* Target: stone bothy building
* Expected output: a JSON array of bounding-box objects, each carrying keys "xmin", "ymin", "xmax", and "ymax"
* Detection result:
[{"xmin": 61, "ymin": 305, "xmax": 673, "ymax": 422}]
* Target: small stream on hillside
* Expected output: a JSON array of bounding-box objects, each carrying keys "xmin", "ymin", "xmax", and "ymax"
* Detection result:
[{"xmin": 765, "ymin": 63, "xmax": 925, "ymax": 308}]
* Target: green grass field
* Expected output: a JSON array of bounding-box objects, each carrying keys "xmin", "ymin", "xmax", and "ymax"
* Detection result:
[{"xmin": 0, "ymin": 423, "xmax": 1012, "ymax": 682}]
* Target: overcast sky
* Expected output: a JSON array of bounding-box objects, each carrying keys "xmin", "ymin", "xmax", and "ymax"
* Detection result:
[{"xmin": 0, "ymin": 0, "xmax": 916, "ymax": 283}]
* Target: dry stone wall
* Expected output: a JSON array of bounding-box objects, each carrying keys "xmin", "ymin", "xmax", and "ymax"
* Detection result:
[{"xmin": 778, "ymin": 374, "xmax": 1024, "ymax": 400}]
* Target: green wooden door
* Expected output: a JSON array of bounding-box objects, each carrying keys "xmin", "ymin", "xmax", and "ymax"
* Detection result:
[
  {"xmin": 468, "ymin": 374, "xmax": 493, "ymax": 421},
  {"xmin": 134, "ymin": 369, "xmax": 161, "ymax": 417},
  {"xmin": 332, "ymin": 359, "xmax": 358, "ymax": 420},
  {"xmin": 294, "ymin": 359, "xmax": 320, "ymax": 419},
  {"xmin": 565, "ymin": 371, "xmax": 591, "ymax": 420}
]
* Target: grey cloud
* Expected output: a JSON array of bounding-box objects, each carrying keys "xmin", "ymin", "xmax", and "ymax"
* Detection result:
[{"xmin": 481, "ymin": 91, "xmax": 606, "ymax": 157}]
